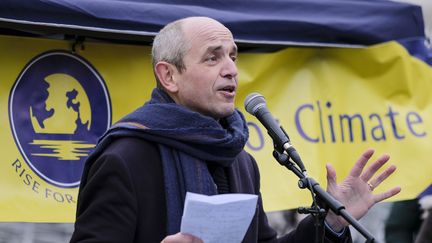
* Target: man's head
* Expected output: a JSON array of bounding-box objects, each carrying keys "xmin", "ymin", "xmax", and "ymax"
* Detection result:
[{"xmin": 152, "ymin": 16, "xmax": 238, "ymax": 119}]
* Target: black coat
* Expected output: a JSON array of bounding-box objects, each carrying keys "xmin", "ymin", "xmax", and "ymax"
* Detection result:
[{"xmin": 70, "ymin": 137, "xmax": 351, "ymax": 243}]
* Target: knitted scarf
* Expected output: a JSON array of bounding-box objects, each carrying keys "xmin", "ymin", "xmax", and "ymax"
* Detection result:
[{"xmin": 80, "ymin": 88, "xmax": 249, "ymax": 235}]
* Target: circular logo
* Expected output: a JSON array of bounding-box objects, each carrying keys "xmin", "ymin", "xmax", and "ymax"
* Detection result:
[{"xmin": 9, "ymin": 51, "xmax": 111, "ymax": 188}]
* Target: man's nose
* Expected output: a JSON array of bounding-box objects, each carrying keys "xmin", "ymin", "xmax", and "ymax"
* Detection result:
[{"xmin": 221, "ymin": 57, "xmax": 238, "ymax": 80}]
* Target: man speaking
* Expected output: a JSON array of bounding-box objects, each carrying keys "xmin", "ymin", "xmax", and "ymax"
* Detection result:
[{"xmin": 70, "ymin": 16, "xmax": 400, "ymax": 243}]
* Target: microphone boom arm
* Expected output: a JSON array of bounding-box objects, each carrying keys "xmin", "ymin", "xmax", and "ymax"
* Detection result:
[
  {"xmin": 244, "ymin": 92, "xmax": 375, "ymax": 242},
  {"xmin": 272, "ymin": 149, "xmax": 375, "ymax": 243}
]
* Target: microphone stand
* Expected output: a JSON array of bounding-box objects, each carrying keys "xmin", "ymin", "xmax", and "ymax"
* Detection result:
[{"xmin": 272, "ymin": 149, "xmax": 375, "ymax": 243}]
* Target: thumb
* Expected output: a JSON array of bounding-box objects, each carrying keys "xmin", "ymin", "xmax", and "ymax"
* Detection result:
[{"xmin": 326, "ymin": 163, "xmax": 337, "ymax": 191}]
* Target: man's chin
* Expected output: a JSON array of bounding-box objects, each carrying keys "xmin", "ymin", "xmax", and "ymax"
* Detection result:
[
  {"xmin": 219, "ymin": 107, "xmax": 236, "ymax": 118},
  {"xmin": 207, "ymin": 107, "xmax": 234, "ymax": 120}
]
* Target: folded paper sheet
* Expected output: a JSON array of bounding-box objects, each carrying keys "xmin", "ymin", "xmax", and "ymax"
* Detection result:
[{"xmin": 181, "ymin": 192, "xmax": 258, "ymax": 243}]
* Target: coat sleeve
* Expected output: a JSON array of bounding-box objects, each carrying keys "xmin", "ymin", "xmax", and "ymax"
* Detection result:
[{"xmin": 70, "ymin": 152, "xmax": 138, "ymax": 243}]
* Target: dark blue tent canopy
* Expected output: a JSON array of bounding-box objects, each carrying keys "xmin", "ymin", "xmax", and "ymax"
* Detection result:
[{"xmin": 0, "ymin": 0, "xmax": 425, "ymax": 47}]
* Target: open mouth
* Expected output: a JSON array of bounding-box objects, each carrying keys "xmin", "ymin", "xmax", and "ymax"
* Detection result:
[{"xmin": 219, "ymin": 85, "xmax": 236, "ymax": 93}]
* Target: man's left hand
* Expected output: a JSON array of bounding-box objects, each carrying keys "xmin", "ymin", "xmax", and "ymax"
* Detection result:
[{"xmin": 324, "ymin": 148, "xmax": 401, "ymax": 231}]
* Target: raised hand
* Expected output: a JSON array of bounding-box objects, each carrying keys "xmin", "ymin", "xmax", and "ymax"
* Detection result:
[{"xmin": 324, "ymin": 148, "xmax": 401, "ymax": 231}]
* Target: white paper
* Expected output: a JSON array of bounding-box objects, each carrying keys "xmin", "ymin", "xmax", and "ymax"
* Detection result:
[{"xmin": 180, "ymin": 192, "xmax": 258, "ymax": 243}]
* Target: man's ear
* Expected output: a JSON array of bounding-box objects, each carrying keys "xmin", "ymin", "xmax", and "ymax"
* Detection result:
[{"xmin": 154, "ymin": 61, "xmax": 179, "ymax": 93}]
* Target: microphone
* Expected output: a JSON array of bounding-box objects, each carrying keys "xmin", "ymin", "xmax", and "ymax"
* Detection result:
[{"xmin": 244, "ymin": 93, "xmax": 306, "ymax": 172}]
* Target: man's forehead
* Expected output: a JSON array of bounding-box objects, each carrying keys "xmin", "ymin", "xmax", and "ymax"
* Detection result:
[
  {"xmin": 183, "ymin": 18, "xmax": 233, "ymax": 40},
  {"xmin": 182, "ymin": 16, "xmax": 227, "ymax": 30},
  {"xmin": 205, "ymin": 43, "xmax": 238, "ymax": 54}
]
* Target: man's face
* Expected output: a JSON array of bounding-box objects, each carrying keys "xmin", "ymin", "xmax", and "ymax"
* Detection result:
[{"xmin": 172, "ymin": 18, "xmax": 238, "ymax": 119}]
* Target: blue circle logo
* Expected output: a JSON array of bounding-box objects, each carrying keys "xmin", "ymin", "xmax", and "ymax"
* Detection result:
[{"xmin": 9, "ymin": 51, "xmax": 111, "ymax": 188}]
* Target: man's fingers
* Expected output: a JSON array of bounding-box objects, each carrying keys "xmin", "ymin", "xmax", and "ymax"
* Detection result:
[
  {"xmin": 360, "ymin": 154, "xmax": 390, "ymax": 182},
  {"xmin": 349, "ymin": 148, "xmax": 375, "ymax": 178},
  {"xmin": 369, "ymin": 164, "xmax": 397, "ymax": 189},
  {"xmin": 161, "ymin": 233, "xmax": 203, "ymax": 243},
  {"xmin": 326, "ymin": 163, "xmax": 338, "ymax": 190},
  {"xmin": 374, "ymin": 186, "xmax": 401, "ymax": 203}
]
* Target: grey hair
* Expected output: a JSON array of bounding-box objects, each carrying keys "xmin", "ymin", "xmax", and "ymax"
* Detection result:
[{"xmin": 151, "ymin": 19, "xmax": 191, "ymax": 86}]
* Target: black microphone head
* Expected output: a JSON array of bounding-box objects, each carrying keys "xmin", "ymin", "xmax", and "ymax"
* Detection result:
[{"xmin": 244, "ymin": 92, "xmax": 267, "ymax": 115}]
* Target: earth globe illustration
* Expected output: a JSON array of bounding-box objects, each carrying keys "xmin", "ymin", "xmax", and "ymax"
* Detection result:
[
  {"xmin": 29, "ymin": 73, "xmax": 94, "ymax": 161},
  {"xmin": 9, "ymin": 51, "xmax": 111, "ymax": 187},
  {"xmin": 30, "ymin": 73, "xmax": 91, "ymax": 134}
]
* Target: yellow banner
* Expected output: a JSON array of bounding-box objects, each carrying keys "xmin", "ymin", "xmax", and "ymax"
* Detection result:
[
  {"xmin": 238, "ymin": 42, "xmax": 432, "ymax": 211},
  {"xmin": 0, "ymin": 35, "xmax": 154, "ymax": 222},
  {"xmin": 0, "ymin": 35, "xmax": 431, "ymax": 221}
]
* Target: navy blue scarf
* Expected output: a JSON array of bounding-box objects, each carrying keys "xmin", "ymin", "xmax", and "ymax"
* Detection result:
[{"xmin": 81, "ymin": 88, "xmax": 249, "ymax": 235}]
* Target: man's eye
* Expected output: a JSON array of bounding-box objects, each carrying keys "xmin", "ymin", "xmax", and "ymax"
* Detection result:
[
  {"xmin": 207, "ymin": 56, "xmax": 217, "ymax": 62},
  {"xmin": 231, "ymin": 56, "xmax": 237, "ymax": 62}
]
